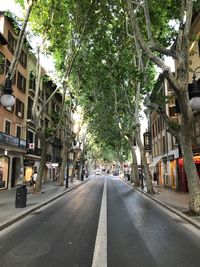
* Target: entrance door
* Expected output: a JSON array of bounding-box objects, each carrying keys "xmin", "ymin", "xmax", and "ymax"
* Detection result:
[{"xmin": 11, "ymin": 157, "xmax": 21, "ymax": 187}]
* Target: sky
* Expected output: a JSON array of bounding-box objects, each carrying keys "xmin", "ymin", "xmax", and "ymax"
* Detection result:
[{"xmin": 1, "ymin": 0, "xmax": 22, "ymax": 18}]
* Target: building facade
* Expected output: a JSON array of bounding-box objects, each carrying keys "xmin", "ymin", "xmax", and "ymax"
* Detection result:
[{"xmin": 0, "ymin": 11, "xmax": 75, "ymax": 190}]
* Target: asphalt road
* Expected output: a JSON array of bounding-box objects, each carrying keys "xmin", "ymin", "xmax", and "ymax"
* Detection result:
[{"xmin": 0, "ymin": 175, "xmax": 200, "ymax": 267}]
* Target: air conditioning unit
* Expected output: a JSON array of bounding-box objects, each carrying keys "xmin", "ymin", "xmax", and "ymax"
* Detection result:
[
  {"xmin": 29, "ymin": 143, "xmax": 35, "ymax": 149},
  {"xmin": 17, "ymin": 111, "xmax": 22, "ymax": 117}
]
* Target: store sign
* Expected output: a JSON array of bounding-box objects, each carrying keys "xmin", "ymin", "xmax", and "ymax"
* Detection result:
[
  {"xmin": 29, "ymin": 143, "xmax": 35, "ymax": 149},
  {"xmin": 143, "ymin": 132, "xmax": 151, "ymax": 151},
  {"xmin": 162, "ymin": 156, "xmax": 168, "ymax": 162}
]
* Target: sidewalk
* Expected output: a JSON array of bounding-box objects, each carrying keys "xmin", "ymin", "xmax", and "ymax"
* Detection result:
[
  {"xmin": 123, "ymin": 179, "xmax": 200, "ymax": 229},
  {"xmin": 0, "ymin": 178, "xmax": 89, "ymax": 231}
]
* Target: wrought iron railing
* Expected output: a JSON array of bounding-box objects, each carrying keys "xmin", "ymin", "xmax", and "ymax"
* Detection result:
[{"xmin": 0, "ymin": 132, "xmax": 26, "ymax": 149}]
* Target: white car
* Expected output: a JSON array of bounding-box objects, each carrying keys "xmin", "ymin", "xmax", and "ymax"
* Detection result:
[{"xmin": 95, "ymin": 169, "xmax": 101, "ymax": 175}]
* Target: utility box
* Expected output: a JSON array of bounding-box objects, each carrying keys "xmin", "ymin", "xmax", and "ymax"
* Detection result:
[{"xmin": 15, "ymin": 184, "xmax": 27, "ymax": 208}]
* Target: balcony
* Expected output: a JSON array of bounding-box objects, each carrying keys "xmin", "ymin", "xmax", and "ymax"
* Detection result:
[
  {"xmin": 27, "ymin": 111, "xmax": 34, "ymax": 124},
  {"xmin": 0, "ymin": 132, "xmax": 26, "ymax": 149},
  {"xmin": 26, "ymin": 145, "xmax": 42, "ymax": 156}
]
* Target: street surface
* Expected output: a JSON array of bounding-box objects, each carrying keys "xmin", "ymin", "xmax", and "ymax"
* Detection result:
[{"xmin": 0, "ymin": 175, "xmax": 200, "ymax": 267}]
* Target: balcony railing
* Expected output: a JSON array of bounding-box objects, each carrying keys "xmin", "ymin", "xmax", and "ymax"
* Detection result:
[
  {"xmin": 0, "ymin": 132, "xmax": 26, "ymax": 149},
  {"xmin": 26, "ymin": 145, "xmax": 42, "ymax": 156}
]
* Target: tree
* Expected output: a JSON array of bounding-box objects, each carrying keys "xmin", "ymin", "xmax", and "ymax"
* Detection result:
[{"xmin": 126, "ymin": 0, "xmax": 200, "ymax": 213}]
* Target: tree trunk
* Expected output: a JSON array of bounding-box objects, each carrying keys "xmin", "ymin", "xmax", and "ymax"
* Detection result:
[
  {"xmin": 59, "ymin": 141, "xmax": 68, "ymax": 186},
  {"xmin": 179, "ymin": 115, "xmax": 200, "ymax": 214},
  {"xmin": 135, "ymin": 128, "xmax": 154, "ymax": 194},
  {"xmin": 129, "ymin": 140, "xmax": 140, "ymax": 186},
  {"xmin": 34, "ymin": 136, "xmax": 48, "ymax": 192}
]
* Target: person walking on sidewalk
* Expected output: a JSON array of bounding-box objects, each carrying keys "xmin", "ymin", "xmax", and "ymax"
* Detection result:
[
  {"xmin": 139, "ymin": 170, "xmax": 144, "ymax": 189},
  {"xmin": 153, "ymin": 172, "xmax": 158, "ymax": 186},
  {"xmin": 32, "ymin": 170, "xmax": 37, "ymax": 188}
]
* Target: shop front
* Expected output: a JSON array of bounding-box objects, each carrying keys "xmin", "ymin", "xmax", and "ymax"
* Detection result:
[
  {"xmin": 0, "ymin": 156, "xmax": 9, "ymax": 189},
  {"xmin": 162, "ymin": 149, "xmax": 179, "ymax": 190},
  {"xmin": 178, "ymin": 155, "xmax": 200, "ymax": 192}
]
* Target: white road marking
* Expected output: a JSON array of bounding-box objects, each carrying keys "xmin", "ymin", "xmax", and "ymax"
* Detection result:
[{"xmin": 92, "ymin": 178, "xmax": 107, "ymax": 267}]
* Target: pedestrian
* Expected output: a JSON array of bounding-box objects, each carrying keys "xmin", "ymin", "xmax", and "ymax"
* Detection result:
[
  {"xmin": 81, "ymin": 168, "xmax": 85, "ymax": 181},
  {"xmin": 139, "ymin": 170, "xmax": 144, "ymax": 189},
  {"xmin": 153, "ymin": 172, "xmax": 158, "ymax": 186},
  {"xmin": 126, "ymin": 170, "xmax": 130, "ymax": 181},
  {"xmin": 32, "ymin": 170, "xmax": 37, "ymax": 188}
]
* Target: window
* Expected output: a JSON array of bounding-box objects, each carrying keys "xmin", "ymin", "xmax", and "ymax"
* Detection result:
[
  {"xmin": 198, "ymin": 41, "xmax": 200, "ymax": 57},
  {"xmin": 17, "ymin": 72, "xmax": 26, "ymax": 93},
  {"xmin": 45, "ymin": 94, "xmax": 50, "ymax": 112},
  {"xmin": 151, "ymin": 124, "xmax": 155, "ymax": 138},
  {"xmin": 4, "ymin": 105, "xmax": 14, "ymax": 113},
  {"xmin": 26, "ymin": 130, "xmax": 34, "ymax": 143},
  {"xmin": 162, "ymin": 136, "xmax": 166, "ymax": 154},
  {"xmin": 45, "ymin": 118, "xmax": 49, "ymax": 128},
  {"xmin": 0, "ymin": 52, "xmax": 5, "ymax": 74},
  {"xmin": 5, "ymin": 59, "xmax": 10, "ymax": 74},
  {"xmin": 27, "ymin": 97, "xmax": 33, "ymax": 119},
  {"xmin": 169, "ymin": 106, "xmax": 177, "ymax": 117},
  {"xmin": 16, "ymin": 125, "xmax": 21, "ymax": 139},
  {"xmin": 7, "ymin": 30, "xmax": 16, "ymax": 54},
  {"xmin": 5, "ymin": 59, "xmax": 16, "ymax": 85},
  {"xmin": 35, "ymin": 135, "xmax": 38, "ymax": 148},
  {"xmin": 158, "ymin": 117, "xmax": 161, "ymax": 133},
  {"xmin": 19, "ymin": 50, "xmax": 27, "ymax": 68},
  {"xmin": 29, "ymin": 72, "xmax": 36, "ymax": 90},
  {"xmin": 15, "ymin": 99, "xmax": 24, "ymax": 118},
  {"xmin": 4, "ymin": 120, "xmax": 11, "ymax": 135},
  {"xmin": 52, "ymin": 101, "xmax": 59, "ymax": 112}
]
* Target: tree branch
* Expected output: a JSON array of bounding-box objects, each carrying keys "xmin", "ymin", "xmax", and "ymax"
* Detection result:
[{"xmin": 7, "ymin": 0, "xmax": 35, "ymax": 80}]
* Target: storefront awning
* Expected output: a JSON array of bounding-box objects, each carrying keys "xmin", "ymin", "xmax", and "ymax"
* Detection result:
[{"xmin": 149, "ymin": 156, "xmax": 162, "ymax": 167}]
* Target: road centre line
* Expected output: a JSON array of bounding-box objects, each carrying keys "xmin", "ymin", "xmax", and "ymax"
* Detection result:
[{"xmin": 92, "ymin": 178, "xmax": 107, "ymax": 267}]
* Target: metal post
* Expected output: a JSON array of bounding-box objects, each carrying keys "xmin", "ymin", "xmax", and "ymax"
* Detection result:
[{"xmin": 65, "ymin": 162, "xmax": 69, "ymax": 188}]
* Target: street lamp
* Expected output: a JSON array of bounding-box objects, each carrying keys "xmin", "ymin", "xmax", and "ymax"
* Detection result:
[
  {"xmin": 189, "ymin": 66, "xmax": 200, "ymax": 111},
  {"xmin": 0, "ymin": 77, "xmax": 15, "ymax": 107}
]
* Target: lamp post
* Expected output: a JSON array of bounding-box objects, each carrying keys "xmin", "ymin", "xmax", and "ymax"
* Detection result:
[
  {"xmin": 0, "ymin": 77, "xmax": 15, "ymax": 107},
  {"xmin": 189, "ymin": 66, "xmax": 200, "ymax": 110}
]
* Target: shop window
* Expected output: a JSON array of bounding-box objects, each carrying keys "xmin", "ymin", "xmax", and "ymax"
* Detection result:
[
  {"xmin": 0, "ymin": 156, "xmax": 9, "ymax": 189},
  {"xmin": 17, "ymin": 72, "xmax": 26, "ymax": 93},
  {"xmin": 4, "ymin": 120, "xmax": 11, "ymax": 135},
  {"xmin": 7, "ymin": 30, "xmax": 16, "ymax": 54},
  {"xmin": 15, "ymin": 98, "xmax": 24, "ymax": 118}
]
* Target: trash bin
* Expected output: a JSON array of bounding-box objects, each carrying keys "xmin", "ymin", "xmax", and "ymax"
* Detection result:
[{"xmin": 15, "ymin": 184, "xmax": 27, "ymax": 208}]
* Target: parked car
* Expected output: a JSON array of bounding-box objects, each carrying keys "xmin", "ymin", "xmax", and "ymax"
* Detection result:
[{"xmin": 95, "ymin": 169, "xmax": 101, "ymax": 175}]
